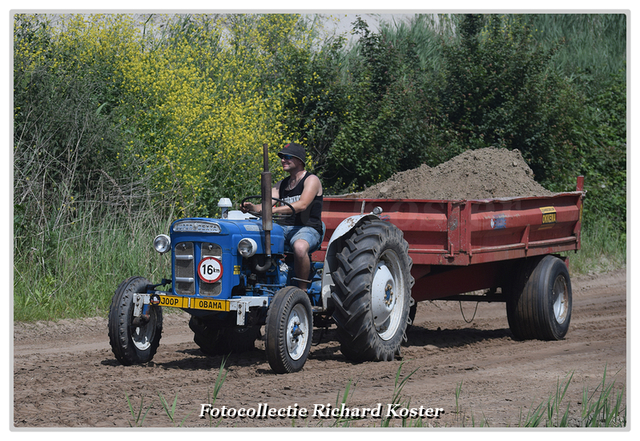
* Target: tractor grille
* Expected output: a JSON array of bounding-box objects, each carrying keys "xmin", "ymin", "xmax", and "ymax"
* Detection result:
[
  {"xmin": 199, "ymin": 242, "xmax": 223, "ymax": 296},
  {"xmin": 175, "ymin": 242, "xmax": 195, "ymax": 295},
  {"xmin": 174, "ymin": 241, "xmax": 223, "ymax": 296}
]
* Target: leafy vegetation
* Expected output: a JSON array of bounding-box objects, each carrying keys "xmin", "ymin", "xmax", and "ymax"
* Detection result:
[
  {"xmin": 516, "ymin": 367, "xmax": 626, "ymax": 427},
  {"xmin": 13, "ymin": 13, "xmax": 626, "ymax": 321}
]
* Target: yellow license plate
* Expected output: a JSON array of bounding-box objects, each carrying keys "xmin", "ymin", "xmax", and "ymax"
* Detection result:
[
  {"xmin": 190, "ymin": 298, "xmax": 229, "ymax": 311},
  {"xmin": 156, "ymin": 295, "xmax": 229, "ymax": 312},
  {"xmin": 157, "ymin": 295, "xmax": 186, "ymax": 308}
]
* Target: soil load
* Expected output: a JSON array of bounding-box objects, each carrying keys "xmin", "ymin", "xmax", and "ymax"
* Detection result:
[{"xmin": 359, "ymin": 147, "xmax": 555, "ymax": 200}]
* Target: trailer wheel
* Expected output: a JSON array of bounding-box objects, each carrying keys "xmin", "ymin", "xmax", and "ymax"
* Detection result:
[
  {"xmin": 507, "ymin": 255, "xmax": 572, "ymax": 340},
  {"xmin": 108, "ymin": 276, "xmax": 162, "ymax": 365},
  {"xmin": 331, "ymin": 218, "xmax": 414, "ymax": 362},
  {"xmin": 265, "ymin": 286, "xmax": 313, "ymax": 373}
]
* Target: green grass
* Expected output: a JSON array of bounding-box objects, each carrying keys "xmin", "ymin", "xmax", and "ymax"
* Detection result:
[
  {"xmin": 516, "ymin": 367, "xmax": 626, "ymax": 427},
  {"xmin": 564, "ymin": 217, "xmax": 626, "ymax": 275},
  {"xmin": 13, "ymin": 212, "xmax": 173, "ymax": 321},
  {"xmin": 13, "ymin": 211, "xmax": 625, "ymax": 322},
  {"xmin": 125, "ymin": 393, "xmax": 152, "ymax": 427}
]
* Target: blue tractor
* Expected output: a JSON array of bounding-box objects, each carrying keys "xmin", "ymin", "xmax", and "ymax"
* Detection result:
[{"xmin": 108, "ymin": 145, "xmax": 414, "ymax": 373}]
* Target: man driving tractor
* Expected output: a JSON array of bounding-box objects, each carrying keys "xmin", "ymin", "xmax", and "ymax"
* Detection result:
[{"xmin": 241, "ymin": 143, "xmax": 323, "ymax": 289}]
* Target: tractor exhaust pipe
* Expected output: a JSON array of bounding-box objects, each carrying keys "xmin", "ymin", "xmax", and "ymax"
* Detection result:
[{"xmin": 260, "ymin": 143, "xmax": 273, "ymax": 266}]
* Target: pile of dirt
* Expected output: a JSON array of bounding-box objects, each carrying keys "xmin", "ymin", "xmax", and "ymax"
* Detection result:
[{"xmin": 358, "ymin": 147, "xmax": 554, "ymax": 200}]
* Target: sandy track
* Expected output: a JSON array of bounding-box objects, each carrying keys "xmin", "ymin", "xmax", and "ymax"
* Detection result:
[{"xmin": 13, "ymin": 269, "xmax": 626, "ymax": 428}]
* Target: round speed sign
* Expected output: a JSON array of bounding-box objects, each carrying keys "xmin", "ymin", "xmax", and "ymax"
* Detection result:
[{"xmin": 198, "ymin": 256, "xmax": 223, "ymax": 283}]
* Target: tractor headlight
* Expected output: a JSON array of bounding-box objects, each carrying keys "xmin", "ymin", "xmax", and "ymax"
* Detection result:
[
  {"xmin": 237, "ymin": 238, "xmax": 257, "ymax": 258},
  {"xmin": 153, "ymin": 234, "xmax": 171, "ymax": 254}
]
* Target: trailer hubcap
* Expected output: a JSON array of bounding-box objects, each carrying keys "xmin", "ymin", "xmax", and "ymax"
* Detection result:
[{"xmin": 552, "ymin": 275, "xmax": 569, "ymax": 324}]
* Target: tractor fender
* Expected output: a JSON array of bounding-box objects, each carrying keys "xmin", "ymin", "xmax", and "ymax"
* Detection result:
[{"xmin": 320, "ymin": 214, "xmax": 380, "ymax": 311}]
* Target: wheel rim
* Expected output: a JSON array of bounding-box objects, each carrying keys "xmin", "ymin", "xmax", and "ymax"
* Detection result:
[
  {"xmin": 131, "ymin": 310, "xmax": 156, "ymax": 351},
  {"xmin": 286, "ymin": 304, "xmax": 309, "ymax": 360},
  {"xmin": 552, "ymin": 275, "xmax": 570, "ymax": 324},
  {"xmin": 371, "ymin": 249, "xmax": 405, "ymax": 340}
]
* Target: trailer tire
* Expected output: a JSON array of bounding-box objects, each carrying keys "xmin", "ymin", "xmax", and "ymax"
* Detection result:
[
  {"xmin": 507, "ymin": 255, "xmax": 572, "ymax": 341},
  {"xmin": 108, "ymin": 276, "xmax": 162, "ymax": 365},
  {"xmin": 331, "ymin": 218, "xmax": 414, "ymax": 362},
  {"xmin": 265, "ymin": 286, "xmax": 313, "ymax": 373}
]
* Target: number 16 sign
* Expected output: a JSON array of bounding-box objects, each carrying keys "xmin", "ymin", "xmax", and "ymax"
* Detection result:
[{"xmin": 198, "ymin": 257, "xmax": 223, "ymax": 283}]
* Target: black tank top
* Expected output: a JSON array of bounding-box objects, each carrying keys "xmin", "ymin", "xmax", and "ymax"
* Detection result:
[{"xmin": 278, "ymin": 172, "xmax": 323, "ymax": 236}]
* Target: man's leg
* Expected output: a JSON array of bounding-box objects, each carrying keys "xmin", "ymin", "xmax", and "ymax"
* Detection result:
[
  {"xmin": 292, "ymin": 239, "xmax": 311, "ymax": 289},
  {"xmin": 287, "ymin": 226, "xmax": 321, "ymax": 290}
]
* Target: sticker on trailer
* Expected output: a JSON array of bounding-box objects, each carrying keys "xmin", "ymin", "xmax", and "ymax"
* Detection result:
[
  {"xmin": 490, "ymin": 214, "xmax": 507, "ymax": 229},
  {"xmin": 198, "ymin": 256, "xmax": 223, "ymax": 283},
  {"xmin": 539, "ymin": 206, "xmax": 557, "ymax": 230},
  {"xmin": 540, "ymin": 207, "xmax": 557, "ymax": 224}
]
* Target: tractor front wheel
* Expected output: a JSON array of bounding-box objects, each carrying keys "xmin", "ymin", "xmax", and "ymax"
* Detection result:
[
  {"xmin": 108, "ymin": 276, "xmax": 162, "ymax": 365},
  {"xmin": 265, "ymin": 286, "xmax": 313, "ymax": 373}
]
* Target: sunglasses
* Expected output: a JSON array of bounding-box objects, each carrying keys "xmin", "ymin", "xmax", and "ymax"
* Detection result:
[{"xmin": 281, "ymin": 155, "xmax": 294, "ymax": 160}]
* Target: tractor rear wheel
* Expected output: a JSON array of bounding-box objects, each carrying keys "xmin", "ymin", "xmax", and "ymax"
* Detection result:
[{"xmin": 331, "ymin": 218, "xmax": 414, "ymax": 362}]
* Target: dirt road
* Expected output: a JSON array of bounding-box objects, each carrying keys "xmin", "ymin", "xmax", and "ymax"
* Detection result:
[{"xmin": 13, "ymin": 268, "xmax": 626, "ymax": 428}]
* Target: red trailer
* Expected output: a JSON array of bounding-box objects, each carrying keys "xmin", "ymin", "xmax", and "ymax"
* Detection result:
[{"xmin": 314, "ymin": 177, "xmax": 585, "ymax": 342}]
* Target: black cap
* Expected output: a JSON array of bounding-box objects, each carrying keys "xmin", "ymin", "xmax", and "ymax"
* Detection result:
[{"xmin": 277, "ymin": 143, "xmax": 306, "ymax": 164}]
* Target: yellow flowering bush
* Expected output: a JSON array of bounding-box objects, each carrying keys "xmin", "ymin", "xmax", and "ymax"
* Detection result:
[
  {"xmin": 117, "ymin": 14, "xmax": 314, "ymax": 216},
  {"xmin": 15, "ymin": 13, "xmax": 317, "ymax": 218}
]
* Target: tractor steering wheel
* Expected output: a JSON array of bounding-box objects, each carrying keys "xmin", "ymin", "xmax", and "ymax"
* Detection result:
[{"xmin": 239, "ymin": 195, "xmax": 296, "ymax": 223}]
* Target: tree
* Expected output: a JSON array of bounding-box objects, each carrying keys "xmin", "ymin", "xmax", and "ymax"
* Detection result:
[{"xmin": 438, "ymin": 14, "xmax": 580, "ymax": 183}]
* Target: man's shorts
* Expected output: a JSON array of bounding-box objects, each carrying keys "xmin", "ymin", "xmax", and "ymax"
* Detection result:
[{"xmin": 281, "ymin": 225, "xmax": 322, "ymax": 253}]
